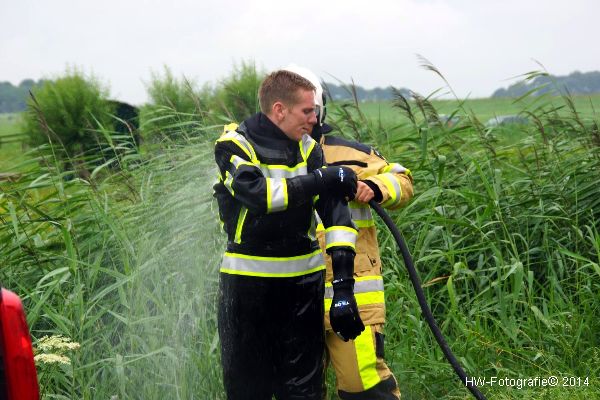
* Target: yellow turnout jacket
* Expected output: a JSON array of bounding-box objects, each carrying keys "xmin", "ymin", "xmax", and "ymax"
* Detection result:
[{"xmin": 317, "ymin": 134, "xmax": 414, "ymax": 328}]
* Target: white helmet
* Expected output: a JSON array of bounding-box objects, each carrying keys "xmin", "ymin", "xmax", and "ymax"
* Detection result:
[{"xmin": 283, "ymin": 64, "xmax": 326, "ymax": 126}]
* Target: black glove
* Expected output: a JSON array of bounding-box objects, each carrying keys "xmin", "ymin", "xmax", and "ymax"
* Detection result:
[
  {"xmin": 329, "ymin": 249, "xmax": 364, "ymax": 341},
  {"xmin": 313, "ymin": 166, "xmax": 357, "ymax": 200}
]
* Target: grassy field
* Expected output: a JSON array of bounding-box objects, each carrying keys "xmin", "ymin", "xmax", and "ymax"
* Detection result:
[
  {"xmin": 0, "ymin": 113, "xmax": 28, "ymax": 171},
  {"xmin": 1, "ymin": 90, "xmax": 599, "ymax": 399},
  {"xmin": 356, "ymin": 93, "xmax": 600, "ymax": 130}
]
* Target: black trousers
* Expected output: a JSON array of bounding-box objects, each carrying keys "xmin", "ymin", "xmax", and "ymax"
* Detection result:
[{"xmin": 218, "ymin": 270, "xmax": 325, "ymax": 400}]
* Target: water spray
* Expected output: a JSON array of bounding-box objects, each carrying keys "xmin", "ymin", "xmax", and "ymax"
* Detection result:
[{"xmin": 369, "ymin": 200, "xmax": 487, "ymax": 400}]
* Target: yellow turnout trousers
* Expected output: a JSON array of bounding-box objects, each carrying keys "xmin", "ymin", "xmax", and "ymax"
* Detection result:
[{"xmin": 325, "ymin": 324, "xmax": 400, "ymax": 399}]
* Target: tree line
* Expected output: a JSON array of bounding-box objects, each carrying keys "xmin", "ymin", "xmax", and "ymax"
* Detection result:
[
  {"xmin": 492, "ymin": 70, "xmax": 600, "ymax": 97},
  {"xmin": 1, "ymin": 76, "xmax": 414, "ymax": 114},
  {"xmin": 4, "ymin": 69, "xmax": 600, "ymax": 114},
  {"xmin": 0, "ymin": 79, "xmax": 46, "ymax": 113}
]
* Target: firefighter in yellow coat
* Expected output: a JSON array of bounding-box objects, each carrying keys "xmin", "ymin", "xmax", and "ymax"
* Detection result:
[{"xmin": 285, "ymin": 65, "xmax": 414, "ymax": 399}]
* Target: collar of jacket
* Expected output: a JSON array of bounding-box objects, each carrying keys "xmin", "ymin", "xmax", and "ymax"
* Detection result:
[{"xmin": 240, "ymin": 112, "xmax": 297, "ymax": 151}]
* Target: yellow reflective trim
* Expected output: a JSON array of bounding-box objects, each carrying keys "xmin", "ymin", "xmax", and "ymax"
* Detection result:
[
  {"xmin": 325, "ymin": 275, "xmax": 383, "ymax": 288},
  {"xmin": 234, "ymin": 207, "xmax": 248, "ymax": 244},
  {"xmin": 231, "ymin": 138, "xmax": 254, "ymax": 160},
  {"xmin": 324, "ymin": 225, "xmax": 358, "ymax": 235},
  {"xmin": 217, "ymin": 133, "xmax": 258, "ymax": 163},
  {"xmin": 266, "ymin": 177, "xmax": 273, "ymax": 212},
  {"xmin": 224, "ymin": 249, "xmax": 320, "ymax": 262},
  {"xmin": 324, "ymin": 292, "xmax": 384, "ymax": 309},
  {"xmin": 357, "ymin": 291, "xmax": 385, "ymax": 305},
  {"xmin": 379, "ymin": 174, "xmax": 397, "ymax": 202},
  {"xmin": 354, "ymin": 327, "xmax": 380, "ymax": 390},
  {"xmin": 378, "ymin": 173, "xmax": 402, "ymax": 208},
  {"xmin": 222, "ymin": 122, "xmax": 239, "ymax": 134},
  {"xmin": 324, "ymin": 226, "xmax": 357, "ymax": 250},
  {"xmin": 316, "ymin": 223, "xmax": 325, "ymax": 232},
  {"xmin": 299, "ymin": 135, "xmax": 316, "ymax": 161},
  {"xmin": 381, "ymin": 163, "xmax": 408, "ymax": 175},
  {"xmin": 229, "ymin": 154, "xmax": 254, "ymax": 168},
  {"xmin": 260, "ymin": 162, "xmax": 307, "ymax": 172},
  {"xmin": 221, "ymin": 249, "xmax": 325, "ymax": 277},
  {"xmin": 355, "ymin": 276, "xmax": 384, "ymax": 282},
  {"xmin": 265, "ymin": 178, "xmax": 287, "ymax": 213},
  {"xmin": 325, "ymin": 241, "xmax": 356, "ymax": 250},
  {"xmin": 220, "ymin": 264, "xmax": 325, "ymax": 278},
  {"xmin": 299, "ymin": 140, "xmax": 306, "ymax": 160},
  {"xmin": 354, "ymin": 220, "xmax": 375, "ymax": 228}
]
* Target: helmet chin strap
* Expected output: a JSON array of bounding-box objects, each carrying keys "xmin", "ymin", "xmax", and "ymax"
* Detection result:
[
  {"xmin": 320, "ymin": 92, "xmax": 327, "ymax": 126},
  {"xmin": 311, "ymin": 123, "xmax": 324, "ymax": 142}
]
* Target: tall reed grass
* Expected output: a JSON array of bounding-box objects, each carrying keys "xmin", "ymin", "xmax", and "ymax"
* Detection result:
[
  {"xmin": 326, "ymin": 79, "xmax": 599, "ymax": 399},
  {"xmin": 1, "ymin": 116, "xmax": 225, "ymax": 398}
]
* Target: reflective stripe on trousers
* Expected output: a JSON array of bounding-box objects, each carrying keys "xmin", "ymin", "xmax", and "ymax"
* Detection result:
[
  {"xmin": 326, "ymin": 324, "xmax": 400, "ymax": 398},
  {"xmin": 324, "ymin": 276, "xmax": 384, "ymax": 310}
]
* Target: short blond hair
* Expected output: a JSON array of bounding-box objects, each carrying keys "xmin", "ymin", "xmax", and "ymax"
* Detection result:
[{"xmin": 258, "ymin": 70, "xmax": 316, "ymax": 113}]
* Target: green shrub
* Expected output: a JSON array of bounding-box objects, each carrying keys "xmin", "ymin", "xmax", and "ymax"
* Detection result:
[
  {"xmin": 212, "ymin": 60, "xmax": 265, "ymax": 122},
  {"xmin": 141, "ymin": 66, "xmax": 209, "ymax": 142},
  {"xmin": 21, "ymin": 68, "xmax": 115, "ymax": 161},
  {"xmin": 140, "ymin": 61, "xmax": 264, "ymax": 142}
]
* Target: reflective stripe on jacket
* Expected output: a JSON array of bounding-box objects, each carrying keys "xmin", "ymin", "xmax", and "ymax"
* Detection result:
[
  {"xmin": 214, "ymin": 114, "xmax": 357, "ymax": 278},
  {"xmin": 317, "ymin": 134, "xmax": 413, "ymax": 326}
]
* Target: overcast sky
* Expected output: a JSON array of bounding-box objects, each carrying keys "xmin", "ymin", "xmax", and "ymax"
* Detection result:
[{"xmin": 1, "ymin": 0, "xmax": 598, "ymax": 105}]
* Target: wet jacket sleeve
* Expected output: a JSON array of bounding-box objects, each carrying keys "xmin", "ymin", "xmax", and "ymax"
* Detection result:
[
  {"xmin": 214, "ymin": 133, "xmax": 316, "ymax": 215},
  {"xmin": 361, "ymin": 149, "xmax": 414, "ymax": 210},
  {"xmin": 310, "ymin": 145, "xmax": 358, "ymax": 253}
]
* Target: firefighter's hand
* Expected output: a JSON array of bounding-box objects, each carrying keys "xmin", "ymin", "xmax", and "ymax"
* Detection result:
[
  {"xmin": 330, "ymin": 279, "xmax": 365, "ymax": 341},
  {"xmin": 354, "ymin": 181, "xmax": 375, "ymax": 203},
  {"xmin": 313, "ymin": 166, "xmax": 357, "ymax": 200}
]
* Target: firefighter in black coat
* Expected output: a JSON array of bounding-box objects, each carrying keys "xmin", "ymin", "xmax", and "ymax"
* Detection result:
[{"xmin": 213, "ymin": 70, "xmax": 364, "ymax": 399}]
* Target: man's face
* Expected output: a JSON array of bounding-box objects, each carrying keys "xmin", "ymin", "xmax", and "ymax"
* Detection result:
[{"xmin": 278, "ymin": 89, "xmax": 318, "ymax": 142}]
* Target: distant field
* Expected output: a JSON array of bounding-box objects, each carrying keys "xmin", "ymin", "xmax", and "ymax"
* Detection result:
[
  {"xmin": 0, "ymin": 113, "xmax": 19, "ymax": 134},
  {"xmin": 0, "ymin": 113, "xmax": 27, "ymax": 171},
  {"xmin": 356, "ymin": 93, "xmax": 600, "ymax": 127}
]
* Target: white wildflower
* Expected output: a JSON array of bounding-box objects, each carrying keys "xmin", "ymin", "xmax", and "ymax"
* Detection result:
[
  {"xmin": 36, "ymin": 335, "xmax": 80, "ymax": 353},
  {"xmin": 34, "ymin": 353, "xmax": 71, "ymax": 365}
]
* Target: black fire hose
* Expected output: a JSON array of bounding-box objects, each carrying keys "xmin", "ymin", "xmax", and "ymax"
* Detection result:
[{"xmin": 369, "ymin": 200, "xmax": 487, "ymax": 400}]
